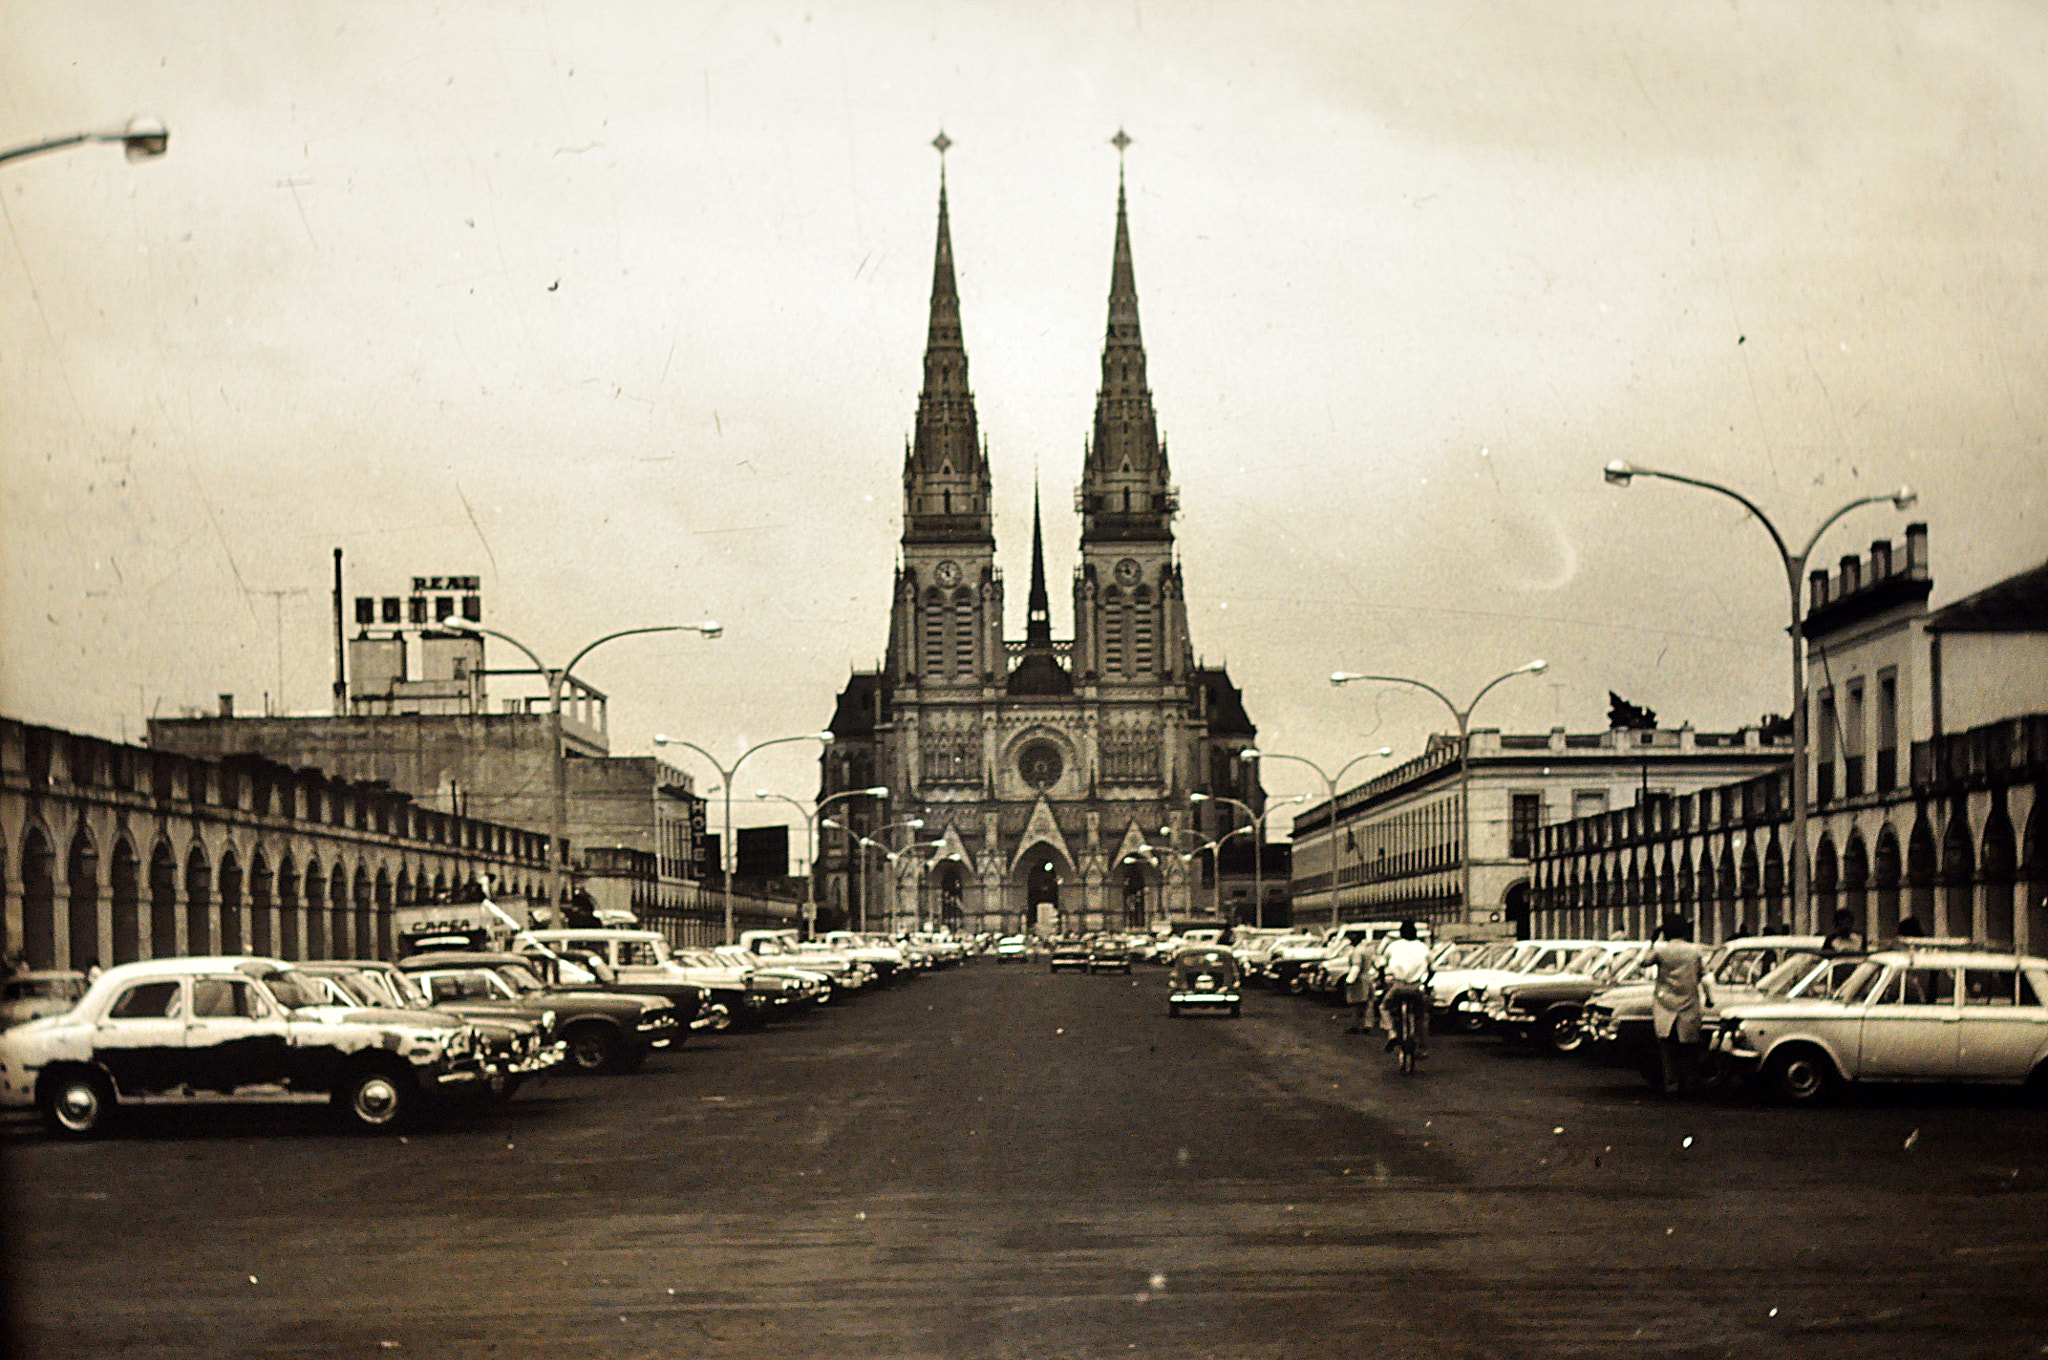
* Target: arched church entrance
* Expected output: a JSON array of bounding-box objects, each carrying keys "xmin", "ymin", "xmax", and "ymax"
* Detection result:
[
  {"xmin": 1121, "ymin": 864, "xmax": 1149, "ymax": 929},
  {"xmin": 937, "ymin": 862, "xmax": 966, "ymax": 932},
  {"xmin": 1023, "ymin": 847, "xmax": 1063, "ymax": 936}
]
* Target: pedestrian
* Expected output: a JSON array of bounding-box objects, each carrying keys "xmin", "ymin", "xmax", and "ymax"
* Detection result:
[
  {"xmin": 85, "ymin": 958, "xmax": 104, "ymax": 983},
  {"xmin": 1897, "ymin": 914, "xmax": 1927, "ymax": 938},
  {"xmin": 1648, "ymin": 912, "xmax": 1710, "ymax": 1095},
  {"xmin": 1822, "ymin": 908, "xmax": 1865, "ymax": 955},
  {"xmin": 1343, "ymin": 939, "xmax": 1376, "ymax": 1033}
]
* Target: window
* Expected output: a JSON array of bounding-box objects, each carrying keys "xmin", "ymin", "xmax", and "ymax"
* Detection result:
[
  {"xmin": 192, "ymin": 978, "xmax": 265, "ymax": 1019},
  {"xmin": 1963, "ymin": 969, "xmax": 2018, "ymax": 1007},
  {"xmin": 108, "ymin": 980, "xmax": 182, "ymax": 1020},
  {"xmin": 953, "ymin": 590, "xmax": 975, "ymax": 676},
  {"xmin": 1572, "ymin": 790, "xmax": 1608, "ymax": 822},
  {"xmin": 1132, "ymin": 590, "xmax": 1153, "ymax": 675},
  {"xmin": 1875, "ymin": 968, "xmax": 1955, "ymax": 1006},
  {"xmin": 922, "ymin": 590, "xmax": 946, "ymax": 678},
  {"xmin": 1844, "ymin": 679, "xmax": 1867, "ymax": 797},
  {"xmin": 619, "ymin": 940, "xmax": 662, "ymax": 967},
  {"xmin": 1876, "ymin": 670, "xmax": 1899, "ymax": 792},
  {"xmin": 1102, "ymin": 590, "xmax": 1124, "ymax": 674}
]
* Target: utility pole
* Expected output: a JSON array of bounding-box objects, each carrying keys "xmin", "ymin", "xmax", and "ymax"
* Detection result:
[{"xmin": 247, "ymin": 587, "xmax": 309, "ymax": 715}]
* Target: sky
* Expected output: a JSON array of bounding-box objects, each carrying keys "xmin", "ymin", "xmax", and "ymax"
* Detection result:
[{"xmin": 4, "ymin": 0, "xmax": 2045, "ymax": 853}]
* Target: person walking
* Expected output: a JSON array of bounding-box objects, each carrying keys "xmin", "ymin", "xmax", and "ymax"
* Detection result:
[
  {"xmin": 1822, "ymin": 908, "xmax": 1865, "ymax": 955},
  {"xmin": 1648, "ymin": 912, "xmax": 1710, "ymax": 1094}
]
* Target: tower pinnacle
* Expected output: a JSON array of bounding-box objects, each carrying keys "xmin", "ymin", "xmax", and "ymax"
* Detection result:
[
  {"xmin": 904, "ymin": 135, "xmax": 991, "ymax": 547},
  {"xmin": 1080, "ymin": 137, "xmax": 1173, "ymax": 544}
]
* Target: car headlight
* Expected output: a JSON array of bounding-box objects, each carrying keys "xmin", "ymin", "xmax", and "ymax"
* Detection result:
[{"xmin": 541, "ymin": 1009, "xmax": 557, "ymax": 1033}]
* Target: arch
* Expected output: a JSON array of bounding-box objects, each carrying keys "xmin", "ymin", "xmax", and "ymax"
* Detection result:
[
  {"xmin": 1842, "ymin": 830, "xmax": 1871, "ymax": 938},
  {"xmin": 21, "ymin": 825, "xmax": 57, "ymax": 969},
  {"xmin": 936, "ymin": 861, "xmax": 966, "ymax": 930},
  {"xmin": 1695, "ymin": 843, "xmax": 1715, "ymax": 908},
  {"xmin": 395, "ymin": 867, "xmax": 412, "ymax": 909},
  {"xmin": 1980, "ymin": 806, "xmax": 2016, "ymax": 947},
  {"xmin": 1762, "ymin": 833, "xmax": 1785, "ymax": 925},
  {"xmin": 184, "ymin": 844, "xmax": 213, "ymax": 956},
  {"xmin": 66, "ymin": 825, "xmax": 101, "ymax": 972},
  {"xmin": 218, "ymin": 848, "xmax": 244, "ymax": 956},
  {"xmin": 1676, "ymin": 844, "xmax": 1696, "ymax": 908},
  {"xmin": 353, "ymin": 865, "xmax": 373, "ymax": 961},
  {"xmin": 1813, "ymin": 833, "xmax": 1840, "ymax": 933},
  {"xmin": 249, "ymin": 850, "xmax": 274, "ymax": 957},
  {"xmin": 374, "ymin": 866, "xmax": 393, "ymax": 959},
  {"xmin": 1874, "ymin": 824, "xmax": 1904, "ymax": 937},
  {"xmin": 432, "ymin": 869, "xmax": 449, "ymax": 902},
  {"xmin": 110, "ymin": 837, "xmax": 141, "ymax": 964},
  {"xmin": 303, "ymin": 857, "xmax": 327, "ymax": 960},
  {"xmin": 1940, "ymin": 806, "xmax": 1975, "ymax": 938},
  {"xmin": 1906, "ymin": 812, "xmax": 1937, "ymax": 933},
  {"xmin": 149, "ymin": 840, "xmax": 178, "ymax": 957},
  {"xmin": 2026, "ymin": 797, "xmax": 2048, "ymax": 957},
  {"xmin": 277, "ymin": 853, "xmax": 302, "ymax": 960},
  {"xmin": 329, "ymin": 863, "xmax": 349, "ymax": 958},
  {"xmin": 1119, "ymin": 862, "xmax": 1149, "ymax": 929},
  {"xmin": 1658, "ymin": 850, "xmax": 1676, "ymax": 910},
  {"xmin": 1020, "ymin": 842, "xmax": 1067, "ymax": 932}
]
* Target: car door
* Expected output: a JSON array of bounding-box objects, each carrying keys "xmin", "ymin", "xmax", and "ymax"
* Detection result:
[
  {"xmin": 1857, "ymin": 965, "xmax": 1961, "ymax": 1079},
  {"xmin": 184, "ymin": 976, "xmax": 291, "ymax": 1093},
  {"xmin": 1954, "ymin": 967, "xmax": 2048, "ymax": 1080},
  {"xmin": 91, "ymin": 977, "xmax": 189, "ymax": 1095}
]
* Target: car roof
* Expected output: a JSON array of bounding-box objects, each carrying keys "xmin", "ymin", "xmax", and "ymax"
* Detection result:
[
  {"xmin": 1861, "ymin": 949, "xmax": 2048, "ymax": 969},
  {"xmin": 4, "ymin": 969, "xmax": 84, "ymax": 982},
  {"xmin": 521, "ymin": 928, "xmax": 660, "ymax": 940},
  {"xmin": 87, "ymin": 955, "xmax": 290, "ymax": 983},
  {"xmin": 397, "ymin": 951, "xmax": 535, "ymax": 970}
]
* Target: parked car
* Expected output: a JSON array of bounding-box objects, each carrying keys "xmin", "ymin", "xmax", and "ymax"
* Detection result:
[
  {"xmin": 397, "ymin": 952, "xmax": 680, "ymax": 1075},
  {"xmin": 1715, "ymin": 948, "xmax": 2048, "ymax": 1103},
  {"xmin": 994, "ymin": 935, "xmax": 1029, "ymax": 964},
  {"xmin": 1457, "ymin": 941, "xmax": 1642, "ymax": 1034},
  {"xmin": 818, "ymin": 931, "xmax": 911, "ymax": 983},
  {"xmin": 1432, "ymin": 939, "xmax": 1609, "ymax": 1030},
  {"xmin": 1167, "ymin": 947, "xmax": 1242, "ymax": 1017},
  {"xmin": 294, "ymin": 960, "xmax": 564, "ymax": 1102},
  {"xmin": 1582, "ymin": 935, "xmax": 1839, "ymax": 1082},
  {"xmin": 510, "ymin": 930, "xmax": 713, "ymax": 1028},
  {"xmin": 0, "ymin": 956, "xmax": 487, "ymax": 1137},
  {"xmin": 1088, "ymin": 936, "xmax": 1136, "ymax": 974},
  {"xmin": 0, "ymin": 970, "xmax": 87, "ymax": 1029},
  {"xmin": 1049, "ymin": 938, "xmax": 1092, "ymax": 973},
  {"xmin": 708, "ymin": 945, "xmax": 832, "ymax": 1011},
  {"xmin": 1482, "ymin": 945, "xmax": 1649, "ymax": 1052}
]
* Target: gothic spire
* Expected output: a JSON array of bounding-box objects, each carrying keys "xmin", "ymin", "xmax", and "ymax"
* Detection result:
[
  {"xmin": 1081, "ymin": 133, "xmax": 1173, "ymax": 544},
  {"xmin": 905, "ymin": 132, "xmax": 992, "ymax": 547},
  {"xmin": 1007, "ymin": 477, "xmax": 1073, "ymax": 696}
]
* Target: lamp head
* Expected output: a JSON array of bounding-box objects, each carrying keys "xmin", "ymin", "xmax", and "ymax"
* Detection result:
[
  {"xmin": 121, "ymin": 116, "xmax": 168, "ymax": 161},
  {"xmin": 1370, "ymin": 745, "xmax": 1394, "ymax": 756},
  {"xmin": 862, "ymin": 785, "xmax": 890, "ymax": 796},
  {"xmin": 1282, "ymin": 794, "xmax": 1307, "ymax": 804},
  {"xmin": 1330, "ymin": 672, "xmax": 1359, "ymax": 686},
  {"xmin": 821, "ymin": 818, "xmax": 844, "ymax": 831},
  {"xmin": 1241, "ymin": 748, "xmax": 1262, "ymax": 760},
  {"xmin": 1603, "ymin": 459, "xmax": 1636, "ymax": 486},
  {"xmin": 652, "ymin": 734, "xmax": 672, "ymax": 746},
  {"xmin": 1189, "ymin": 792, "xmax": 1210, "ymax": 803},
  {"xmin": 814, "ymin": 730, "xmax": 836, "ymax": 745},
  {"xmin": 1892, "ymin": 485, "xmax": 1918, "ymax": 510},
  {"xmin": 753, "ymin": 789, "xmax": 774, "ymax": 800},
  {"xmin": 1521, "ymin": 659, "xmax": 1548, "ymax": 675},
  {"xmin": 907, "ymin": 818, "xmax": 925, "ymax": 829}
]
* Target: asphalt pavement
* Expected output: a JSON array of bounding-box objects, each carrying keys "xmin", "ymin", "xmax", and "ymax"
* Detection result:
[{"xmin": 4, "ymin": 958, "xmax": 2045, "ymax": 1359}]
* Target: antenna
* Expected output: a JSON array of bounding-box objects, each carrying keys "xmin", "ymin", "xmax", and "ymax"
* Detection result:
[{"xmin": 246, "ymin": 586, "xmax": 310, "ymax": 714}]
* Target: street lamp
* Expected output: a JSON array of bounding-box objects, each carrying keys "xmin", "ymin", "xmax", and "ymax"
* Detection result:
[
  {"xmin": 1235, "ymin": 747, "xmax": 1394, "ymax": 926},
  {"xmin": 653, "ymin": 730, "xmax": 833, "ymax": 944},
  {"xmin": 756, "ymin": 785, "xmax": 888, "ymax": 937},
  {"xmin": 1117, "ymin": 845, "xmax": 1161, "ymax": 930},
  {"xmin": 448, "ymin": 621, "xmax": 721, "ymax": 924},
  {"xmin": 1160, "ymin": 824, "xmax": 1250, "ymax": 920},
  {"xmin": 1602, "ymin": 460, "xmax": 1916, "ymax": 930},
  {"xmin": 882, "ymin": 839, "xmax": 946, "ymax": 936},
  {"xmin": 1328, "ymin": 663, "xmax": 1546, "ymax": 925},
  {"xmin": 1191, "ymin": 791, "xmax": 1307, "ymax": 927},
  {"xmin": 1, "ymin": 117, "xmax": 169, "ymax": 167},
  {"xmin": 827, "ymin": 818, "xmax": 925, "ymax": 933}
]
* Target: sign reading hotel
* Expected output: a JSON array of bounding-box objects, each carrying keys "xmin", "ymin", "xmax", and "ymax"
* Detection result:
[{"xmin": 354, "ymin": 574, "xmax": 483, "ymax": 628}]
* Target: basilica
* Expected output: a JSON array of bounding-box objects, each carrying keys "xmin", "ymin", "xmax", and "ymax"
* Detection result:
[{"xmin": 816, "ymin": 157, "xmax": 1265, "ymax": 937}]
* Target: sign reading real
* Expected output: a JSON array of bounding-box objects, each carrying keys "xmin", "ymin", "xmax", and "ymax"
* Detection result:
[{"xmin": 354, "ymin": 574, "xmax": 483, "ymax": 628}]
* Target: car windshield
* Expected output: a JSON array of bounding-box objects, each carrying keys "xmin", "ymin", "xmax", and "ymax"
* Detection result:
[
  {"xmin": 1754, "ymin": 951, "xmax": 1829, "ymax": 997},
  {"xmin": 4, "ymin": 977, "xmax": 79, "ymax": 1000},
  {"xmin": 1601, "ymin": 948, "xmax": 1647, "ymax": 982},
  {"xmin": 1829, "ymin": 960, "xmax": 1890, "ymax": 1003},
  {"xmin": 259, "ymin": 972, "xmax": 328, "ymax": 1010},
  {"xmin": 1565, "ymin": 947, "xmax": 1608, "ymax": 974},
  {"xmin": 492, "ymin": 965, "xmax": 545, "ymax": 995}
]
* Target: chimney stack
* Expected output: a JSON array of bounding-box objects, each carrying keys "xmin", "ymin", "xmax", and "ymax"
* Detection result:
[
  {"xmin": 1905, "ymin": 522, "xmax": 1930, "ymax": 577},
  {"xmin": 218, "ymin": 694, "xmax": 235, "ymax": 719},
  {"xmin": 1808, "ymin": 568, "xmax": 1830, "ymax": 613},
  {"xmin": 1838, "ymin": 553, "xmax": 1862, "ymax": 595}
]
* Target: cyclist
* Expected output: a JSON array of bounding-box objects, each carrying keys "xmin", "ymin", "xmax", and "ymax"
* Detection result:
[{"xmin": 1376, "ymin": 919, "xmax": 1434, "ymax": 1061}]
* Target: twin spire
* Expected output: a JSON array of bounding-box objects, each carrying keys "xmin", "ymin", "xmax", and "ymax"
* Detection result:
[{"xmin": 905, "ymin": 130, "xmax": 1172, "ymax": 556}]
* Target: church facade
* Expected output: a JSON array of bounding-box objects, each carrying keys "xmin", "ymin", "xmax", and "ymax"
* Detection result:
[{"xmin": 816, "ymin": 164, "xmax": 1264, "ymax": 938}]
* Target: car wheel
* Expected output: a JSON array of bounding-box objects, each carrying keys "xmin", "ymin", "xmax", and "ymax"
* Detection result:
[
  {"xmin": 1230, "ymin": 1003, "xmax": 1242, "ymax": 1018},
  {"xmin": 334, "ymin": 1060, "xmax": 416, "ymax": 1132},
  {"xmin": 564, "ymin": 1022, "xmax": 624, "ymax": 1075},
  {"xmin": 1764, "ymin": 1045, "xmax": 1836, "ymax": 1105},
  {"xmin": 39, "ymin": 1067, "xmax": 116, "ymax": 1139},
  {"xmin": 1168, "ymin": 1003, "xmax": 1180, "ymax": 1017},
  {"xmin": 1543, "ymin": 1008, "xmax": 1586, "ymax": 1055}
]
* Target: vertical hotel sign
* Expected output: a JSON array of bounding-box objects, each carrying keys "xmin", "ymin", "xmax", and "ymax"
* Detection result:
[{"xmin": 354, "ymin": 575, "xmax": 483, "ymax": 628}]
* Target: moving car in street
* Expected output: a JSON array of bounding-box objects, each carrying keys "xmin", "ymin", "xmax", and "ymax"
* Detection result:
[
  {"xmin": 1088, "ymin": 935, "xmax": 1136, "ymax": 974},
  {"xmin": 1714, "ymin": 948, "xmax": 2048, "ymax": 1104},
  {"xmin": 993, "ymin": 935, "xmax": 1029, "ymax": 964},
  {"xmin": 1167, "ymin": 946, "xmax": 1242, "ymax": 1017},
  {"xmin": 0, "ymin": 956, "xmax": 487, "ymax": 1137},
  {"xmin": 397, "ymin": 952, "xmax": 681, "ymax": 1075}
]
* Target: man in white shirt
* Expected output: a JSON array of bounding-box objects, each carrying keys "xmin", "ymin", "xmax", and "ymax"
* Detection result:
[{"xmin": 1377, "ymin": 920, "xmax": 1434, "ymax": 1057}]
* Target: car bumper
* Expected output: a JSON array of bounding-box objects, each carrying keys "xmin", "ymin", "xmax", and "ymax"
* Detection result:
[{"xmin": 1170, "ymin": 992, "xmax": 1240, "ymax": 1005}]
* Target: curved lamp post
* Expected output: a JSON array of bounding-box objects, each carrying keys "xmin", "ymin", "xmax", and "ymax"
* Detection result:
[
  {"xmin": 1236, "ymin": 747, "xmax": 1394, "ymax": 926},
  {"xmin": 756, "ymin": 785, "xmax": 889, "ymax": 938},
  {"xmin": 450, "ymin": 621, "xmax": 721, "ymax": 921},
  {"xmin": 653, "ymin": 730, "xmax": 832, "ymax": 944},
  {"xmin": 826, "ymin": 818, "xmax": 925, "ymax": 934},
  {"xmin": 1191, "ymin": 791, "xmax": 1307, "ymax": 927},
  {"xmin": 1603, "ymin": 460, "xmax": 1916, "ymax": 930},
  {"xmin": 1, "ymin": 117, "xmax": 168, "ymax": 167},
  {"xmin": 1328, "ymin": 663, "xmax": 1548, "ymax": 924}
]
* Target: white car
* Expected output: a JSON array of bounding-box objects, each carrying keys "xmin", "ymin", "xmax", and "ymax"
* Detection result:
[
  {"xmin": 0, "ymin": 956, "xmax": 485, "ymax": 1136},
  {"xmin": 1431, "ymin": 939, "xmax": 1608, "ymax": 1028},
  {"xmin": 994, "ymin": 935, "xmax": 1029, "ymax": 964},
  {"xmin": 1714, "ymin": 948, "xmax": 2048, "ymax": 1103}
]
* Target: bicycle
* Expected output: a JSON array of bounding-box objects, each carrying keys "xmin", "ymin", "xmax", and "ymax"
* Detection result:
[{"xmin": 1383, "ymin": 982, "xmax": 1428, "ymax": 1075}]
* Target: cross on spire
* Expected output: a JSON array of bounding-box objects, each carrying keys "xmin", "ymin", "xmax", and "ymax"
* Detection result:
[
  {"xmin": 1110, "ymin": 127, "xmax": 1131, "ymax": 155},
  {"xmin": 932, "ymin": 129, "xmax": 952, "ymax": 156}
]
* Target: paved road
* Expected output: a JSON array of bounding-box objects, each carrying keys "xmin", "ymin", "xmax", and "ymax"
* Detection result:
[{"xmin": 5, "ymin": 959, "xmax": 2046, "ymax": 1359}]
